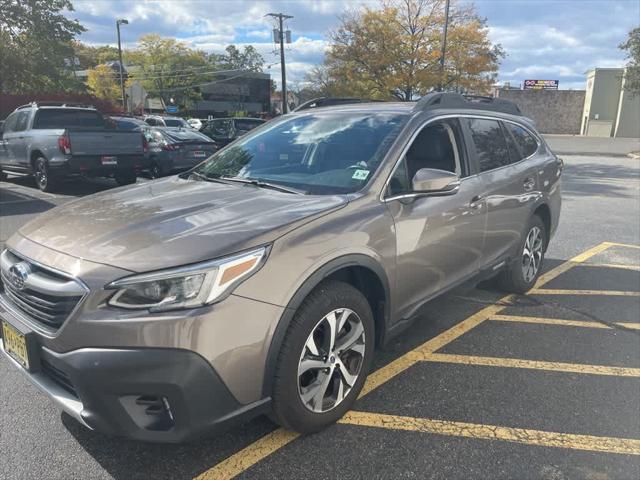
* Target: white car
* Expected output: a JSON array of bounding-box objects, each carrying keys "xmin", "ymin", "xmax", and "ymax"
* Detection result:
[{"xmin": 187, "ymin": 118, "xmax": 203, "ymax": 130}]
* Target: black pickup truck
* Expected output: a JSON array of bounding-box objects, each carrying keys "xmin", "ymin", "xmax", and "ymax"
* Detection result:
[{"xmin": 0, "ymin": 102, "xmax": 148, "ymax": 192}]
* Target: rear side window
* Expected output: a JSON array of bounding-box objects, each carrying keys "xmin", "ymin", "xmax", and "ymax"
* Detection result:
[
  {"xmin": 466, "ymin": 118, "xmax": 511, "ymax": 172},
  {"xmin": 33, "ymin": 110, "xmax": 105, "ymax": 129},
  {"xmin": 504, "ymin": 122, "xmax": 539, "ymax": 159},
  {"xmin": 14, "ymin": 111, "xmax": 30, "ymax": 131}
]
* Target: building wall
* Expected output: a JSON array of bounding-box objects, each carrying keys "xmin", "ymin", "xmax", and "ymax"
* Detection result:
[
  {"xmin": 497, "ymin": 89, "xmax": 586, "ymax": 134},
  {"xmin": 614, "ymin": 74, "xmax": 640, "ymax": 138}
]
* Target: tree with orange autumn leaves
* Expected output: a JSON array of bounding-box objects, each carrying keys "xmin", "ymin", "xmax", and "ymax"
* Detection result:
[{"xmin": 306, "ymin": 0, "xmax": 504, "ymax": 100}]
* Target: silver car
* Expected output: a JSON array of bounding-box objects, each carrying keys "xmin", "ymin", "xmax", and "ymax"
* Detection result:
[{"xmin": 0, "ymin": 93, "xmax": 561, "ymax": 442}]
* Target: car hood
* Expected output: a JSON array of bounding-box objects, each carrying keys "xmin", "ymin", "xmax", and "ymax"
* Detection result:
[{"xmin": 18, "ymin": 177, "xmax": 348, "ymax": 272}]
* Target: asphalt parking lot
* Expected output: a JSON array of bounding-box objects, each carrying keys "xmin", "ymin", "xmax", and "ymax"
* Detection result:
[{"xmin": 1, "ymin": 153, "xmax": 639, "ymax": 479}]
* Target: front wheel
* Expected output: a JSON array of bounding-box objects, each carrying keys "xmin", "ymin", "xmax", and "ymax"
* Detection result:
[
  {"xmin": 149, "ymin": 163, "xmax": 163, "ymax": 179},
  {"xmin": 497, "ymin": 214, "xmax": 547, "ymax": 294},
  {"xmin": 271, "ymin": 280, "xmax": 374, "ymax": 433}
]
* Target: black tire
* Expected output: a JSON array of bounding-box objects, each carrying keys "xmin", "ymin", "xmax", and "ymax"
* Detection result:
[
  {"xmin": 149, "ymin": 162, "xmax": 163, "ymax": 179},
  {"xmin": 271, "ymin": 280, "xmax": 375, "ymax": 433},
  {"xmin": 497, "ymin": 214, "xmax": 547, "ymax": 294},
  {"xmin": 33, "ymin": 157, "xmax": 57, "ymax": 192},
  {"xmin": 114, "ymin": 171, "xmax": 137, "ymax": 186},
  {"xmin": 0, "ymin": 168, "xmax": 7, "ymax": 181}
]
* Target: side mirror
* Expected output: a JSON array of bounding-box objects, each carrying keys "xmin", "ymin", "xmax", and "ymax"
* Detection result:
[{"xmin": 411, "ymin": 168, "xmax": 460, "ymax": 196}]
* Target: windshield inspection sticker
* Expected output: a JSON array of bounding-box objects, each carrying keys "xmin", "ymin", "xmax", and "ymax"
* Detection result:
[{"xmin": 352, "ymin": 169, "xmax": 370, "ymax": 180}]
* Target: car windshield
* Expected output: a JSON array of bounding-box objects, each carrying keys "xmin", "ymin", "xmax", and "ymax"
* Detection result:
[
  {"xmin": 164, "ymin": 118, "xmax": 188, "ymax": 127},
  {"xmin": 191, "ymin": 111, "xmax": 408, "ymax": 195}
]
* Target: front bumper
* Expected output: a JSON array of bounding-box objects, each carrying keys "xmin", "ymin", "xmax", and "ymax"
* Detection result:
[{"xmin": 0, "ymin": 336, "xmax": 270, "ymax": 442}]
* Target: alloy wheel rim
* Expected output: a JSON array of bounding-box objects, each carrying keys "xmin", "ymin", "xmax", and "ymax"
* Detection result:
[
  {"xmin": 151, "ymin": 166, "xmax": 159, "ymax": 178},
  {"xmin": 297, "ymin": 308, "xmax": 366, "ymax": 413},
  {"xmin": 36, "ymin": 162, "xmax": 47, "ymax": 188},
  {"xmin": 522, "ymin": 226, "xmax": 543, "ymax": 283}
]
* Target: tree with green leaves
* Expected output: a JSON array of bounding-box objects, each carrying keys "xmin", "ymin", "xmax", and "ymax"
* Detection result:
[
  {"xmin": 72, "ymin": 42, "xmax": 121, "ymax": 69},
  {"xmin": 0, "ymin": 0, "xmax": 86, "ymax": 93},
  {"xmin": 212, "ymin": 45, "xmax": 266, "ymax": 72},
  {"xmin": 619, "ymin": 27, "xmax": 640, "ymax": 96}
]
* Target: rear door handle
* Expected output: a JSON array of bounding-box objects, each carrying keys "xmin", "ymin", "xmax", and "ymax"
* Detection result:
[{"xmin": 523, "ymin": 177, "xmax": 535, "ymax": 191}]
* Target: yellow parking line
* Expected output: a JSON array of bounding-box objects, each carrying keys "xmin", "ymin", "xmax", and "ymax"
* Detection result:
[
  {"xmin": 491, "ymin": 314, "xmax": 609, "ymax": 329},
  {"xmin": 193, "ymin": 242, "xmax": 615, "ymax": 479},
  {"xmin": 603, "ymin": 242, "xmax": 640, "ymax": 250},
  {"xmin": 420, "ymin": 353, "xmax": 640, "ymax": 377},
  {"xmin": 338, "ymin": 411, "xmax": 640, "ymax": 456},
  {"xmin": 581, "ymin": 263, "xmax": 640, "ymax": 271},
  {"xmin": 491, "ymin": 314, "xmax": 640, "ymax": 331},
  {"xmin": 194, "ymin": 428, "xmax": 300, "ymax": 480},
  {"xmin": 530, "ymin": 289, "xmax": 640, "ymax": 296}
]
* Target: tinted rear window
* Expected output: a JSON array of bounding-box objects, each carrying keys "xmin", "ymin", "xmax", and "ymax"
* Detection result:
[
  {"xmin": 235, "ymin": 119, "xmax": 264, "ymax": 132},
  {"xmin": 163, "ymin": 129, "xmax": 213, "ymax": 143},
  {"xmin": 505, "ymin": 122, "xmax": 539, "ymax": 158},
  {"xmin": 33, "ymin": 110, "xmax": 105, "ymax": 129},
  {"xmin": 164, "ymin": 119, "xmax": 188, "ymax": 127},
  {"xmin": 466, "ymin": 118, "xmax": 511, "ymax": 172}
]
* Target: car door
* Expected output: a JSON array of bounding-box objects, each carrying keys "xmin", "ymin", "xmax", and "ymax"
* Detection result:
[
  {"xmin": 384, "ymin": 117, "xmax": 487, "ymax": 318},
  {"xmin": 11, "ymin": 110, "xmax": 31, "ymax": 166},
  {"xmin": 462, "ymin": 117, "xmax": 540, "ymax": 267},
  {"xmin": 0, "ymin": 112, "xmax": 20, "ymax": 167}
]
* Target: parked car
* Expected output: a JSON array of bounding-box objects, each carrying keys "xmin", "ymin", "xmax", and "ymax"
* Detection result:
[
  {"xmin": 0, "ymin": 93, "xmax": 561, "ymax": 442},
  {"xmin": 201, "ymin": 117, "xmax": 265, "ymax": 147},
  {"xmin": 143, "ymin": 127, "xmax": 217, "ymax": 178},
  {"xmin": 143, "ymin": 115, "xmax": 193, "ymax": 129},
  {"xmin": 109, "ymin": 116, "xmax": 147, "ymax": 131},
  {"xmin": 0, "ymin": 102, "xmax": 148, "ymax": 191},
  {"xmin": 187, "ymin": 118, "xmax": 203, "ymax": 130}
]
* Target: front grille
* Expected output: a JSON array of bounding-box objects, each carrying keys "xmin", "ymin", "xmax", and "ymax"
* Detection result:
[
  {"xmin": 0, "ymin": 250, "xmax": 86, "ymax": 330},
  {"xmin": 41, "ymin": 359, "xmax": 78, "ymax": 397}
]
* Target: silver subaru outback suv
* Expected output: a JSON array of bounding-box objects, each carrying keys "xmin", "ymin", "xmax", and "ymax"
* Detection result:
[{"xmin": 0, "ymin": 93, "xmax": 561, "ymax": 442}]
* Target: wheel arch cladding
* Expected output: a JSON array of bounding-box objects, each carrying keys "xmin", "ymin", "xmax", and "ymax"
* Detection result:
[
  {"xmin": 533, "ymin": 203, "xmax": 551, "ymax": 249},
  {"xmin": 261, "ymin": 254, "xmax": 390, "ymax": 398}
]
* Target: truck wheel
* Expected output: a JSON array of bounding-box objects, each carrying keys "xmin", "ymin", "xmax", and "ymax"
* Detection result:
[
  {"xmin": 114, "ymin": 171, "xmax": 137, "ymax": 186},
  {"xmin": 497, "ymin": 214, "xmax": 547, "ymax": 294},
  {"xmin": 271, "ymin": 280, "xmax": 374, "ymax": 433},
  {"xmin": 34, "ymin": 157, "xmax": 57, "ymax": 192}
]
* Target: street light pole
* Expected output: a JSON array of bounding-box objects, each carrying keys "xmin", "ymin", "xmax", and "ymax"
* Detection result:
[
  {"xmin": 116, "ymin": 19, "xmax": 129, "ymax": 112},
  {"xmin": 438, "ymin": 0, "xmax": 450, "ymax": 92},
  {"xmin": 267, "ymin": 12, "xmax": 293, "ymax": 114}
]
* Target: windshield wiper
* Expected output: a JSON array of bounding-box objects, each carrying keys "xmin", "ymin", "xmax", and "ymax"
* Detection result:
[
  {"xmin": 220, "ymin": 177, "xmax": 304, "ymax": 195},
  {"xmin": 184, "ymin": 171, "xmax": 231, "ymax": 185}
]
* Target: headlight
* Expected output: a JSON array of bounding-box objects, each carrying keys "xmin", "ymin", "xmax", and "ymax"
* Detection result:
[{"xmin": 106, "ymin": 247, "xmax": 268, "ymax": 311}]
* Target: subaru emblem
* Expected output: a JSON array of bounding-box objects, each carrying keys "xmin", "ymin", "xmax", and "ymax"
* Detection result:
[{"xmin": 8, "ymin": 262, "xmax": 31, "ymax": 291}]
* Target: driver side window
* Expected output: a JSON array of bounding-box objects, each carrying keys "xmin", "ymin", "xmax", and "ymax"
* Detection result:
[{"xmin": 387, "ymin": 119, "xmax": 465, "ymax": 196}]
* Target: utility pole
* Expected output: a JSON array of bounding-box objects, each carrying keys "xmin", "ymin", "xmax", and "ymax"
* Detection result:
[
  {"xmin": 116, "ymin": 18, "xmax": 129, "ymax": 112},
  {"xmin": 438, "ymin": 0, "xmax": 450, "ymax": 92},
  {"xmin": 267, "ymin": 12, "xmax": 293, "ymax": 113}
]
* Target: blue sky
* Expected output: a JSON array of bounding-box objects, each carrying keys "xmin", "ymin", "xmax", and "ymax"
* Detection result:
[{"xmin": 68, "ymin": 0, "xmax": 639, "ymax": 90}]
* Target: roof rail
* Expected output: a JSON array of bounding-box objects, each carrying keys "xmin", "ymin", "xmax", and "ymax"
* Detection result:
[
  {"xmin": 15, "ymin": 101, "xmax": 96, "ymax": 110},
  {"xmin": 293, "ymin": 97, "xmax": 384, "ymax": 112},
  {"xmin": 414, "ymin": 92, "xmax": 522, "ymax": 116}
]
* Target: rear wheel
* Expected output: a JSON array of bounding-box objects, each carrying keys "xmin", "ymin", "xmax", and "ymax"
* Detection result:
[
  {"xmin": 33, "ymin": 157, "xmax": 57, "ymax": 192},
  {"xmin": 149, "ymin": 163, "xmax": 163, "ymax": 179},
  {"xmin": 497, "ymin": 214, "xmax": 546, "ymax": 293},
  {"xmin": 114, "ymin": 171, "xmax": 137, "ymax": 186},
  {"xmin": 271, "ymin": 280, "xmax": 374, "ymax": 433}
]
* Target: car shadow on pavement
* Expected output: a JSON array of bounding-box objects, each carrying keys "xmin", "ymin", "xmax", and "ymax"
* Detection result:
[
  {"xmin": 0, "ymin": 187, "xmax": 55, "ymax": 217},
  {"xmin": 62, "ymin": 412, "xmax": 277, "ymax": 480},
  {"xmin": 561, "ymin": 162, "xmax": 639, "ymax": 199},
  {"xmin": 2, "ymin": 175, "xmax": 131, "ymax": 198}
]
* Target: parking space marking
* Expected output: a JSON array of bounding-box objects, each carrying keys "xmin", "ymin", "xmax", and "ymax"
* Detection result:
[
  {"xmin": 581, "ymin": 263, "xmax": 640, "ymax": 271},
  {"xmin": 338, "ymin": 411, "xmax": 640, "ymax": 456},
  {"xmin": 490, "ymin": 314, "xmax": 639, "ymax": 330},
  {"xmin": 604, "ymin": 242, "xmax": 640, "ymax": 250},
  {"xmin": 530, "ymin": 289, "xmax": 640, "ymax": 296},
  {"xmin": 419, "ymin": 353, "xmax": 640, "ymax": 377},
  {"xmin": 194, "ymin": 429, "xmax": 300, "ymax": 480},
  {"xmin": 193, "ymin": 242, "xmax": 620, "ymax": 480}
]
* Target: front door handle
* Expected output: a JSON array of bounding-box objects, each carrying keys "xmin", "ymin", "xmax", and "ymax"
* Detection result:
[
  {"xmin": 470, "ymin": 194, "xmax": 484, "ymax": 209},
  {"xmin": 523, "ymin": 177, "xmax": 535, "ymax": 191}
]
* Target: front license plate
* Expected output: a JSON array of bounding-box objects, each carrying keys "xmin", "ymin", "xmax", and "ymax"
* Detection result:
[
  {"xmin": 2, "ymin": 320, "xmax": 30, "ymax": 369},
  {"xmin": 101, "ymin": 156, "xmax": 117, "ymax": 165},
  {"xmin": 192, "ymin": 151, "xmax": 206, "ymax": 158}
]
